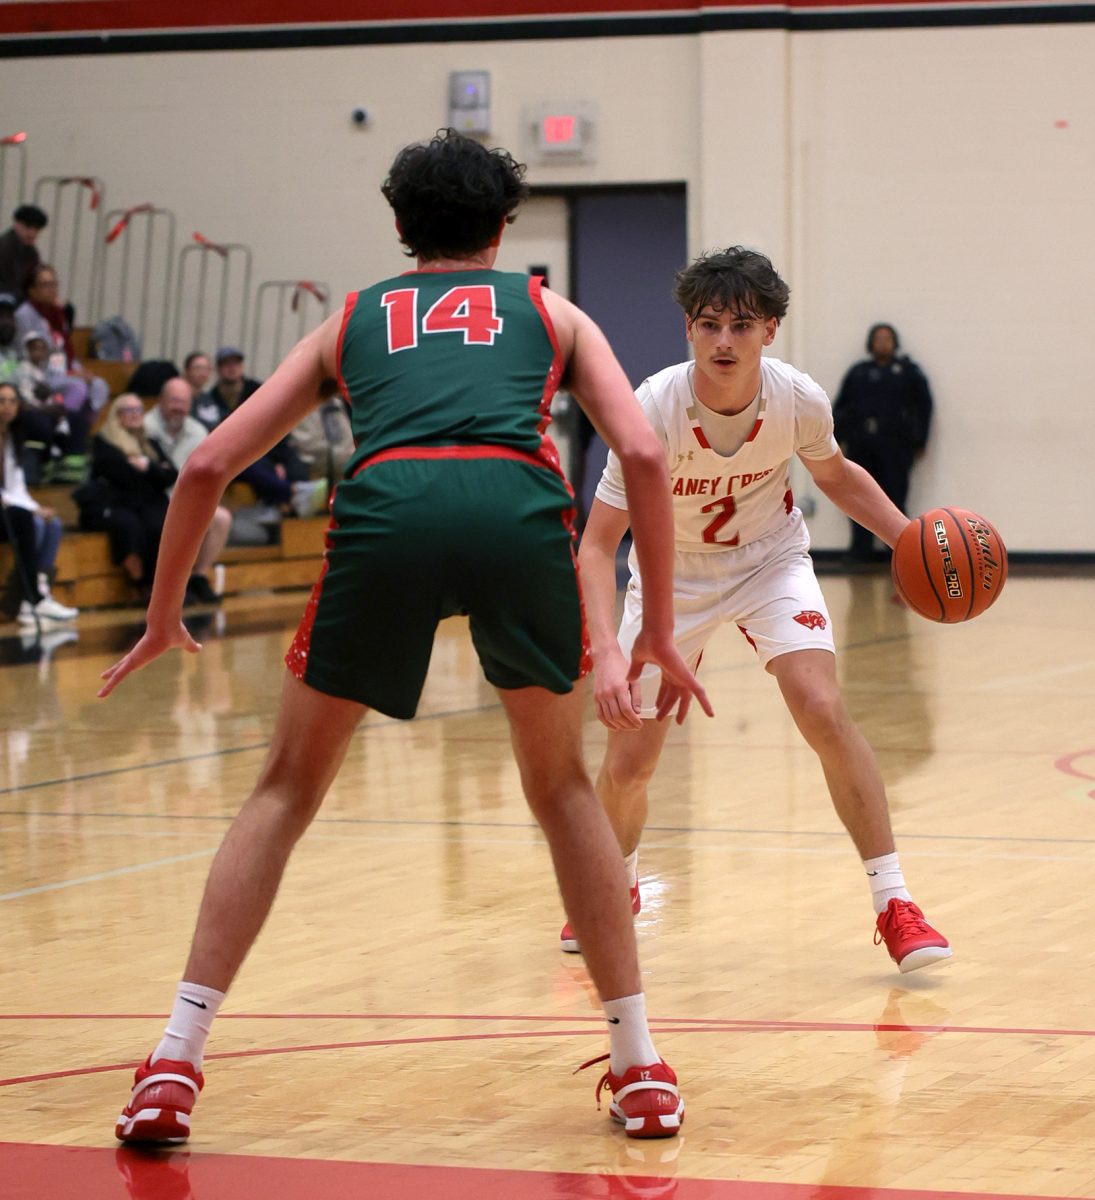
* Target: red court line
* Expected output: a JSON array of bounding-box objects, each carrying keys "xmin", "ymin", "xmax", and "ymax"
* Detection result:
[
  {"xmin": 1, "ymin": 1026, "xmax": 741, "ymax": 1088},
  {"xmin": 5, "ymin": 1007, "xmax": 1094, "ymax": 1090},
  {"xmin": 0, "ymin": 1141, "xmax": 1074, "ymax": 1200}
]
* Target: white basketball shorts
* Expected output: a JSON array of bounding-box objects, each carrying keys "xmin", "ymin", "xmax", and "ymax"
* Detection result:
[{"xmin": 617, "ymin": 511, "xmax": 835, "ymax": 717}]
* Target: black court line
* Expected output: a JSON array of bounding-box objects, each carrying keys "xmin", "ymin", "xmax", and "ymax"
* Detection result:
[
  {"xmin": 2, "ymin": 801, "xmax": 1094, "ymax": 848},
  {"xmin": 0, "ymin": 698, "xmax": 505, "ymax": 800}
]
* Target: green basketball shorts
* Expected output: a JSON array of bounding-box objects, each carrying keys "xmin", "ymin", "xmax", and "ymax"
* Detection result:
[{"xmin": 285, "ymin": 448, "xmax": 590, "ymax": 719}]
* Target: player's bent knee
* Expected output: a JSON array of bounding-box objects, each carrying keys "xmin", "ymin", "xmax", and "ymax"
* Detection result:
[{"xmin": 792, "ymin": 692, "xmax": 851, "ymax": 746}]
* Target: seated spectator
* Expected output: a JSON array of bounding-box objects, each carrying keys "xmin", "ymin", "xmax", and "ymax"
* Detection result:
[
  {"xmin": 74, "ymin": 393, "xmax": 176, "ymax": 599},
  {"xmin": 0, "ymin": 381, "xmax": 79, "ymax": 625},
  {"xmin": 15, "ymin": 263, "xmax": 109, "ymax": 417},
  {"xmin": 0, "ymin": 292, "xmax": 18, "ymax": 384},
  {"xmin": 194, "ymin": 345, "xmax": 326, "ymax": 519},
  {"xmin": 15, "ymin": 330, "xmax": 91, "ymax": 483},
  {"xmin": 289, "ymin": 383, "xmax": 355, "ymax": 485},
  {"xmin": 144, "ymin": 377, "xmax": 230, "ymax": 605},
  {"xmin": 182, "ymin": 350, "xmax": 212, "ymax": 402},
  {"xmin": 0, "ymin": 204, "xmax": 48, "ymax": 303}
]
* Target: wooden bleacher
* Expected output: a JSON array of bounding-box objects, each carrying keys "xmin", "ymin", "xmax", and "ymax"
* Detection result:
[
  {"xmin": 1, "ymin": 485, "xmax": 327, "ymax": 613},
  {"xmin": 2, "ymin": 334, "xmax": 329, "ymax": 617}
]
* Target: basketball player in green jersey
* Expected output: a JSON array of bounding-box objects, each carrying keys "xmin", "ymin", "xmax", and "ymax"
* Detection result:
[{"xmin": 100, "ymin": 130, "xmax": 710, "ymax": 1143}]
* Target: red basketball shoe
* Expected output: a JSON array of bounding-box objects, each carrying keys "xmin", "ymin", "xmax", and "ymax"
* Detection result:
[
  {"xmin": 115, "ymin": 1056, "xmax": 204, "ymax": 1143},
  {"xmin": 561, "ymin": 882, "xmax": 641, "ymax": 953},
  {"xmin": 577, "ymin": 1053, "xmax": 683, "ymax": 1138},
  {"xmin": 874, "ymin": 899, "xmax": 952, "ymax": 973}
]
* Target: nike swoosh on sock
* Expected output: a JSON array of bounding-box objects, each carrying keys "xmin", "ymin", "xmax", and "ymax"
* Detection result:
[{"xmin": 181, "ymin": 997, "xmax": 208, "ymax": 1009}]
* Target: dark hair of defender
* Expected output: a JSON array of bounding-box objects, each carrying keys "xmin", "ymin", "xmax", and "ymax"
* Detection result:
[
  {"xmin": 381, "ymin": 128, "xmax": 529, "ymax": 261},
  {"xmin": 672, "ymin": 246, "xmax": 790, "ymax": 324}
]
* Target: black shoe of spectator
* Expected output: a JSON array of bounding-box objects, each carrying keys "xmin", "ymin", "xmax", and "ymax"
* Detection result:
[{"xmin": 186, "ymin": 573, "xmax": 222, "ymax": 605}]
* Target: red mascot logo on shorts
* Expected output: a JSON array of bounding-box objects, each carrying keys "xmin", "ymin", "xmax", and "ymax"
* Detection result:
[{"xmin": 793, "ymin": 610, "xmax": 827, "ymax": 631}]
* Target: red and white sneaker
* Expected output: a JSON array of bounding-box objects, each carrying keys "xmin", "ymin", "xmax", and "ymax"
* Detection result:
[
  {"xmin": 561, "ymin": 882, "xmax": 641, "ymax": 954},
  {"xmin": 115, "ymin": 1056, "xmax": 204, "ymax": 1143},
  {"xmin": 874, "ymin": 899, "xmax": 952, "ymax": 973},
  {"xmin": 577, "ymin": 1053, "xmax": 683, "ymax": 1138}
]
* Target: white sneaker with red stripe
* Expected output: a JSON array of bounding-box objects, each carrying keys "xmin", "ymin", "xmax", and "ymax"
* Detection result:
[
  {"xmin": 115, "ymin": 1056, "xmax": 204, "ymax": 1143},
  {"xmin": 577, "ymin": 1053, "xmax": 684, "ymax": 1138},
  {"xmin": 561, "ymin": 882, "xmax": 641, "ymax": 953}
]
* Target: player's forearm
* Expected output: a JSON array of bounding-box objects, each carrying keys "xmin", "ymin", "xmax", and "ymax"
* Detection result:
[
  {"xmin": 145, "ymin": 454, "xmax": 231, "ymax": 627},
  {"xmin": 817, "ymin": 462, "xmax": 909, "ymax": 547},
  {"xmin": 617, "ymin": 448, "xmax": 677, "ymax": 635},
  {"xmin": 577, "ymin": 535, "xmax": 625, "ymax": 659}
]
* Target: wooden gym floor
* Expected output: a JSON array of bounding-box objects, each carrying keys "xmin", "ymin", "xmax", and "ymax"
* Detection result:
[{"xmin": 2, "ymin": 564, "xmax": 1094, "ymax": 1200}]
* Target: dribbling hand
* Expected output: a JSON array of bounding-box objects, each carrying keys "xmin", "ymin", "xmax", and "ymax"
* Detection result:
[
  {"xmin": 97, "ymin": 620, "xmax": 202, "ymax": 698},
  {"xmin": 593, "ymin": 647, "xmax": 645, "ymax": 731}
]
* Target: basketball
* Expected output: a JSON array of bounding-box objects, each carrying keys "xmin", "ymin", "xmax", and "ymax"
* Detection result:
[{"xmin": 891, "ymin": 507, "xmax": 1008, "ymax": 623}]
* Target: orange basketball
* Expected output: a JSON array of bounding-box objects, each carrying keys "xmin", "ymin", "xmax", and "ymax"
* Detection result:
[{"xmin": 891, "ymin": 507, "xmax": 1008, "ymax": 623}]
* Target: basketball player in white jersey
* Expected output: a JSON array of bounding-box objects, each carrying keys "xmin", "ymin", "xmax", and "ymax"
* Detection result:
[{"xmin": 563, "ymin": 246, "xmax": 950, "ymax": 973}]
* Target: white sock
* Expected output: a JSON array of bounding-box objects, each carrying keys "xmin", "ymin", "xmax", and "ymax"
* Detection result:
[
  {"xmin": 152, "ymin": 982, "xmax": 225, "ymax": 1070},
  {"xmin": 623, "ymin": 849, "xmax": 639, "ymax": 889},
  {"xmin": 864, "ymin": 852, "xmax": 912, "ymax": 915},
  {"xmin": 603, "ymin": 992, "xmax": 659, "ymax": 1075}
]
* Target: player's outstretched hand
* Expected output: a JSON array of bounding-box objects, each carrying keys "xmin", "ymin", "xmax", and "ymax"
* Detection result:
[
  {"xmin": 593, "ymin": 646, "xmax": 645, "ymax": 731},
  {"xmin": 97, "ymin": 620, "xmax": 202, "ymax": 698},
  {"xmin": 628, "ymin": 630, "xmax": 714, "ymax": 725}
]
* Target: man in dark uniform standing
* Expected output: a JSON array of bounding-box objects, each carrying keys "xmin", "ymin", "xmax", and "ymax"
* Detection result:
[{"xmin": 833, "ymin": 323, "xmax": 933, "ymax": 562}]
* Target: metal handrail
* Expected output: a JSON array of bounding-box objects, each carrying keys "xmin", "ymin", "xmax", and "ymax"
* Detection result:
[
  {"xmin": 250, "ymin": 279, "xmax": 331, "ymax": 378},
  {"xmin": 170, "ymin": 232, "xmax": 252, "ymax": 363},
  {"xmin": 31, "ymin": 174, "xmax": 106, "ymax": 323},
  {"xmin": 0, "ymin": 132, "xmax": 28, "ymax": 216},
  {"xmin": 98, "ymin": 204, "xmax": 177, "ymax": 358}
]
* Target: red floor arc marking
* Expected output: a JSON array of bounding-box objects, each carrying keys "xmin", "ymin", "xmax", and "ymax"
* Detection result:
[{"xmin": 0, "ymin": 1142, "xmax": 1073, "ymax": 1200}]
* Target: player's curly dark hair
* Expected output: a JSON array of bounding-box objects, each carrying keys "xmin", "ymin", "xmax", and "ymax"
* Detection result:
[
  {"xmin": 381, "ymin": 129, "xmax": 529, "ymax": 261},
  {"xmin": 672, "ymin": 246, "xmax": 790, "ymax": 323}
]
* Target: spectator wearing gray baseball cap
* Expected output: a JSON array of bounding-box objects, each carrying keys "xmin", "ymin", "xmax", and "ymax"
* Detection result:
[{"xmin": 193, "ymin": 346, "xmax": 326, "ymax": 520}]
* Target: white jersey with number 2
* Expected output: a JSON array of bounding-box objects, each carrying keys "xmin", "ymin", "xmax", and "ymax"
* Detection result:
[{"xmin": 597, "ymin": 356, "xmax": 838, "ymax": 552}]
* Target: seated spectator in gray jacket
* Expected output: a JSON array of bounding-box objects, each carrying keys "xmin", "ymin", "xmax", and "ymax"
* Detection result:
[
  {"xmin": 144, "ymin": 377, "xmax": 230, "ymax": 604},
  {"xmin": 14, "ymin": 331, "xmax": 91, "ymax": 481}
]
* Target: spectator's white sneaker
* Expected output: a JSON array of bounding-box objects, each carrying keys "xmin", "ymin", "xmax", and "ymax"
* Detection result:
[
  {"xmin": 290, "ymin": 479, "xmax": 330, "ymax": 518},
  {"xmin": 19, "ymin": 596, "xmax": 79, "ymax": 623}
]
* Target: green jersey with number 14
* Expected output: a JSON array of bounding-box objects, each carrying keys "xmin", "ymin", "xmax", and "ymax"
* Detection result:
[{"xmin": 337, "ymin": 268, "xmax": 566, "ymax": 477}]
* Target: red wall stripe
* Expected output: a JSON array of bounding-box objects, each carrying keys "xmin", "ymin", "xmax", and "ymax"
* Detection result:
[{"xmin": 0, "ymin": 0, "xmax": 1067, "ymax": 37}]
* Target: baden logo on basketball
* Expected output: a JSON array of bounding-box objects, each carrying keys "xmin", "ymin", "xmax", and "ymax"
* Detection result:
[
  {"xmin": 892, "ymin": 506, "xmax": 1008, "ymax": 623},
  {"xmin": 963, "ymin": 514, "xmax": 1004, "ymax": 591}
]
